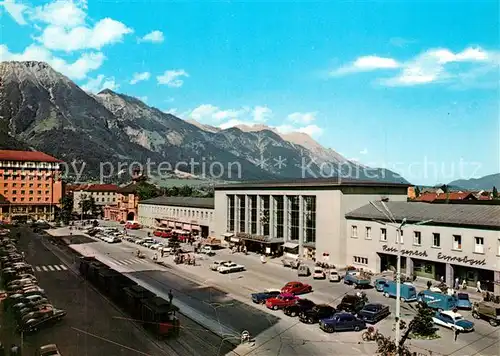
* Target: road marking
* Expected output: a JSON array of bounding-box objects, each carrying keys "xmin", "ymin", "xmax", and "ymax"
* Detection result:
[
  {"xmin": 60, "ymin": 265, "xmax": 68, "ymax": 270},
  {"xmin": 54, "ymin": 265, "xmax": 61, "ymax": 271},
  {"xmin": 35, "ymin": 266, "xmax": 41, "ymax": 271},
  {"xmin": 41, "ymin": 266, "xmax": 48, "ymax": 271},
  {"xmin": 48, "ymin": 265, "xmax": 55, "ymax": 271}
]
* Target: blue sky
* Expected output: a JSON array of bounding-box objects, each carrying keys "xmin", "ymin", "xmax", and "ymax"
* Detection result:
[{"xmin": 1, "ymin": 0, "xmax": 499, "ymax": 185}]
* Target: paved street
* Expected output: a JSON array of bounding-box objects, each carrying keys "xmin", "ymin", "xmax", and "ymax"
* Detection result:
[
  {"xmin": 2, "ymin": 226, "xmax": 167, "ymax": 356},
  {"xmin": 55, "ymin": 222, "xmax": 500, "ymax": 356}
]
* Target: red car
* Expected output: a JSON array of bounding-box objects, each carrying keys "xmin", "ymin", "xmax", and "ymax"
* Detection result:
[
  {"xmin": 153, "ymin": 229, "xmax": 172, "ymax": 238},
  {"xmin": 125, "ymin": 222, "xmax": 141, "ymax": 230},
  {"xmin": 281, "ymin": 281, "xmax": 313, "ymax": 295},
  {"xmin": 265, "ymin": 293, "xmax": 299, "ymax": 310}
]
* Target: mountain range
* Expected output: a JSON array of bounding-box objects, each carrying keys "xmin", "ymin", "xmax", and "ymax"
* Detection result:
[
  {"xmin": 448, "ymin": 173, "xmax": 500, "ymax": 191},
  {"xmin": 0, "ymin": 61, "xmax": 407, "ymax": 183}
]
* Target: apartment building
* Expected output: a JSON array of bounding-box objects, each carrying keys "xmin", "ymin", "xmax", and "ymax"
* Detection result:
[
  {"xmin": 73, "ymin": 184, "xmax": 119, "ymax": 214},
  {"xmin": 0, "ymin": 150, "xmax": 63, "ymax": 222}
]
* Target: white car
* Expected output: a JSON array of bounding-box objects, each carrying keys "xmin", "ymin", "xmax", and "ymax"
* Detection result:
[
  {"xmin": 432, "ymin": 310, "xmax": 474, "ymax": 332},
  {"xmin": 210, "ymin": 260, "xmax": 229, "ymax": 271},
  {"xmin": 313, "ymin": 267, "xmax": 326, "ymax": 279},
  {"xmin": 217, "ymin": 262, "xmax": 245, "ymax": 274},
  {"xmin": 329, "ymin": 270, "xmax": 342, "ymax": 282},
  {"xmin": 201, "ymin": 245, "xmax": 214, "ymax": 254}
]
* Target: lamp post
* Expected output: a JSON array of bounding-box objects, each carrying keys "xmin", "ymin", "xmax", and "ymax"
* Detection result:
[{"xmin": 369, "ymin": 201, "xmax": 432, "ymax": 354}]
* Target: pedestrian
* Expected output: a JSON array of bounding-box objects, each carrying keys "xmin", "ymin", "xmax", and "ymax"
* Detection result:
[
  {"xmin": 440, "ymin": 275, "xmax": 444, "ymax": 283},
  {"xmin": 476, "ymin": 280, "xmax": 482, "ymax": 293},
  {"xmin": 454, "ymin": 277, "xmax": 460, "ymax": 290},
  {"xmin": 168, "ymin": 289, "xmax": 173, "ymax": 304},
  {"xmin": 462, "ymin": 279, "xmax": 467, "ymax": 290},
  {"xmin": 10, "ymin": 344, "xmax": 19, "ymax": 356},
  {"xmin": 160, "ymin": 249, "xmax": 164, "ymax": 258},
  {"xmin": 454, "ymin": 328, "xmax": 459, "ymax": 341},
  {"xmin": 427, "ymin": 280, "xmax": 432, "ymax": 289}
]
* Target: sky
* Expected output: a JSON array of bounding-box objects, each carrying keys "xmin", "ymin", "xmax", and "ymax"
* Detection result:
[{"xmin": 0, "ymin": 0, "xmax": 499, "ymax": 185}]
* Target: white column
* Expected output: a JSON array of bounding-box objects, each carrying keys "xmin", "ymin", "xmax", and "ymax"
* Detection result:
[
  {"xmin": 298, "ymin": 195, "xmax": 304, "ymax": 256},
  {"xmin": 283, "ymin": 195, "xmax": 288, "ymax": 241},
  {"xmin": 256, "ymin": 195, "xmax": 262, "ymax": 234},
  {"xmin": 244, "ymin": 195, "xmax": 249, "ymax": 233},
  {"xmin": 269, "ymin": 196, "xmax": 274, "ymax": 238}
]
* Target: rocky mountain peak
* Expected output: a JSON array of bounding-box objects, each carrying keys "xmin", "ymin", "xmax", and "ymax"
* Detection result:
[{"xmin": 0, "ymin": 61, "xmax": 72, "ymax": 88}]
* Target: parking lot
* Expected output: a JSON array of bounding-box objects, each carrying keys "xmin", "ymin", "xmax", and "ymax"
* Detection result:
[
  {"xmin": 75, "ymin": 221, "xmax": 500, "ymax": 356},
  {"xmin": 0, "ymin": 226, "xmax": 172, "ymax": 356}
]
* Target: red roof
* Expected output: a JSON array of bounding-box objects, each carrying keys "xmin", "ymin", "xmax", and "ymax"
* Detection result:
[
  {"xmin": 434, "ymin": 192, "xmax": 476, "ymax": 200},
  {"xmin": 0, "ymin": 150, "xmax": 62, "ymax": 163},
  {"xmin": 85, "ymin": 184, "xmax": 119, "ymax": 192},
  {"xmin": 413, "ymin": 192, "xmax": 438, "ymax": 202}
]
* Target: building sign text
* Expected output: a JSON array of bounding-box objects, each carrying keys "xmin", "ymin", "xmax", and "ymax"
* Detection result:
[
  {"xmin": 382, "ymin": 245, "xmax": 428, "ymax": 258},
  {"xmin": 437, "ymin": 252, "xmax": 486, "ymax": 266}
]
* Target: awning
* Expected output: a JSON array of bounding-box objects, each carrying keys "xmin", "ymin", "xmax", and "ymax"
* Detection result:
[
  {"xmin": 283, "ymin": 242, "xmax": 299, "ymax": 249},
  {"xmin": 161, "ymin": 220, "xmax": 169, "ymax": 225},
  {"xmin": 222, "ymin": 233, "xmax": 234, "ymax": 238},
  {"xmin": 183, "ymin": 224, "xmax": 191, "ymax": 230},
  {"xmin": 230, "ymin": 237, "xmax": 240, "ymax": 243},
  {"xmin": 168, "ymin": 221, "xmax": 175, "ymax": 228},
  {"xmin": 191, "ymin": 225, "xmax": 201, "ymax": 230}
]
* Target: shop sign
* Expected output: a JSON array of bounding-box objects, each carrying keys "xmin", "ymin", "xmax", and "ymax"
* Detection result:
[
  {"xmin": 382, "ymin": 245, "xmax": 428, "ymax": 257},
  {"xmin": 236, "ymin": 232, "xmax": 268, "ymax": 242},
  {"xmin": 437, "ymin": 252, "xmax": 486, "ymax": 267}
]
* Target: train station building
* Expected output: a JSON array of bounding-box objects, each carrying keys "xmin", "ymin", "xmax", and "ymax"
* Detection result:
[{"xmin": 346, "ymin": 202, "xmax": 500, "ymax": 293}]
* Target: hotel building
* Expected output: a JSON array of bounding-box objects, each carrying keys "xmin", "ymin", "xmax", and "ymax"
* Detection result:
[
  {"xmin": 73, "ymin": 184, "xmax": 119, "ymax": 214},
  {"xmin": 0, "ymin": 150, "xmax": 63, "ymax": 222}
]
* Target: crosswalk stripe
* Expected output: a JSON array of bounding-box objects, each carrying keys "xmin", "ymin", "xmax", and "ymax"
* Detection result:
[
  {"xmin": 60, "ymin": 265, "xmax": 68, "ymax": 270},
  {"xmin": 54, "ymin": 265, "xmax": 61, "ymax": 271},
  {"xmin": 41, "ymin": 266, "xmax": 48, "ymax": 271},
  {"xmin": 48, "ymin": 265, "xmax": 55, "ymax": 271},
  {"xmin": 35, "ymin": 266, "xmax": 41, "ymax": 271}
]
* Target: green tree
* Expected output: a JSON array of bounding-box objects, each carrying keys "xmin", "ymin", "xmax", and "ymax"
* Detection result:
[
  {"xmin": 440, "ymin": 184, "xmax": 449, "ymax": 193},
  {"xmin": 414, "ymin": 186, "xmax": 421, "ymax": 198},
  {"xmin": 137, "ymin": 182, "xmax": 160, "ymax": 201},
  {"xmin": 58, "ymin": 195, "xmax": 73, "ymax": 224},
  {"xmin": 493, "ymin": 186, "xmax": 498, "ymax": 199},
  {"xmin": 411, "ymin": 303, "xmax": 438, "ymax": 338}
]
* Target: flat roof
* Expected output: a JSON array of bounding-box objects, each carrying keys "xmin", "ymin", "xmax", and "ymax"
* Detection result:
[
  {"xmin": 215, "ymin": 177, "xmax": 410, "ymax": 190},
  {"xmin": 346, "ymin": 201, "xmax": 500, "ymax": 229},
  {"xmin": 139, "ymin": 196, "xmax": 214, "ymax": 209}
]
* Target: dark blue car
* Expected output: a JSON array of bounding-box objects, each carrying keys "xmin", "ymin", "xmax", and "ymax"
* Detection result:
[
  {"xmin": 319, "ymin": 312, "xmax": 366, "ymax": 333},
  {"xmin": 251, "ymin": 289, "xmax": 281, "ymax": 304},
  {"xmin": 455, "ymin": 293, "xmax": 472, "ymax": 310}
]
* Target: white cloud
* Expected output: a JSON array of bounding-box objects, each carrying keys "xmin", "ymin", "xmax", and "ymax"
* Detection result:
[
  {"xmin": 129, "ymin": 71, "xmax": 150, "ymax": 85},
  {"xmin": 81, "ymin": 74, "xmax": 118, "ymax": 93},
  {"xmin": 253, "ymin": 106, "xmax": 272, "ymax": 122},
  {"xmin": 276, "ymin": 124, "xmax": 323, "ymax": 137},
  {"xmin": 157, "ymin": 69, "xmax": 189, "ymax": 87},
  {"xmin": 0, "ymin": 44, "xmax": 105, "ymax": 80},
  {"xmin": 36, "ymin": 18, "xmax": 133, "ymax": 52},
  {"xmin": 140, "ymin": 30, "xmax": 164, "ymax": 43},
  {"xmin": 287, "ymin": 112, "xmax": 317, "ymax": 124},
  {"xmin": 31, "ymin": 0, "xmax": 87, "ymax": 28},
  {"xmin": 360, "ymin": 148, "xmax": 368, "ymax": 155},
  {"xmin": 219, "ymin": 119, "xmax": 253, "ymax": 130},
  {"xmin": 331, "ymin": 56, "xmax": 400, "ymax": 76},
  {"xmin": 332, "ymin": 46, "xmax": 499, "ymax": 88},
  {"xmin": 189, "ymin": 104, "xmax": 219, "ymax": 120},
  {"xmin": 1, "ymin": 0, "xmax": 28, "ymax": 25},
  {"xmin": 213, "ymin": 109, "xmax": 247, "ymax": 120}
]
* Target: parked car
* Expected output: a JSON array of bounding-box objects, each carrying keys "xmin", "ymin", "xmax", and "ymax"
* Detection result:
[
  {"xmin": 417, "ymin": 290, "xmax": 456, "ymax": 311},
  {"xmin": 432, "ymin": 310, "xmax": 474, "ymax": 332},
  {"xmin": 383, "ymin": 281, "xmax": 417, "ymax": 302},
  {"xmin": 251, "ymin": 289, "xmax": 282, "ymax": 304},
  {"xmin": 37, "ymin": 344, "xmax": 62, "ymax": 356},
  {"xmin": 319, "ymin": 312, "xmax": 366, "ymax": 333},
  {"xmin": 455, "ymin": 293, "xmax": 472, "ymax": 310},
  {"xmin": 265, "ymin": 293, "xmax": 299, "ymax": 310},
  {"xmin": 281, "ymin": 281, "xmax": 312, "ymax": 295},
  {"xmin": 374, "ymin": 278, "xmax": 387, "ymax": 292},
  {"xmin": 357, "ymin": 303, "xmax": 391, "ymax": 324},
  {"xmin": 299, "ymin": 304, "xmax": 336, "ymax": 324},
  {"xmin": 344, "ymin": 272, "xmax": 371, "ymax": 288},
  {"xmin": 20, "ymin": 308, "xmax": 66, "ymax": 333},
  {"xmin": 472, "ymin": 301, "xmax": 500, "ymax": 326},
  {"xmin": 283, "ymin": 299, "xmax": 316, "ymax": 317},
  {"xmin": 125, "ymin": 222, "xmax": 141, "ymax": 230},
  {"xmin": 329, "ymin": 270, "xmax": 342, "ymax": 282},
  {"xmin": 313, "ymin": 267, "xmax": 326, "ymax": 280},
  {"xmin": 217, "ymin": 262, "xmax": 245, "ymax": 274},
  {"xmin": 201, "ymin": 245, "xmax": 215, "ymax": 255},
  {"xmin": 297, "ymin": 265, "xmax": 310, "ymax": 277},
  {"xmin": 13, "ymin": 295, "xmax": 49, "ymax": 310},
  {"xmin": 337, "ymin": 294, "xmax": 366, "ymax": 313}
]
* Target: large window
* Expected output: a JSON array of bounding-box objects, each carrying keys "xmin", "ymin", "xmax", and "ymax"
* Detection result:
[
  {"xmin": 432, "ymin": 233, "xmax": 440, "ymax": 247},
  {"xmin": 273, "ymin": 195, "xmax": 284, "ymax": 238},
  {"xmin": 453, "ymin": 235, "xmax": 462, "ymax": 250},
  {"xmin": 238, "ymin": 195, "xmax": 246, "ymax": 232},
  {"xmin": 260, "ymin": 195, "xmax": 270, "ymax": 236},
  {"xmin": 303, "ymin": 196, "xmax": 316, "ymax": 243},
  {"xmin": 474, "ymin": 237, "xmax": 484, "ymax": 254},
  {"xmin": 288, "ymin": 195, "xmax": 300, "ymax": 240},
  {"xmin": 248, "ymin": 195, "xmax": 257, "ymax": 234}
]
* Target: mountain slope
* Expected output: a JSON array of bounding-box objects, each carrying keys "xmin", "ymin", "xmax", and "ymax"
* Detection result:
[{"xmin": 448, "ymin": 174, "xmax": 500, "ymax": 190}]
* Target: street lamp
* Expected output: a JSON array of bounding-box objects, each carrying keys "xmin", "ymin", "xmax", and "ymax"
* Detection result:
[{"xmin": 369, "ymin": 201, "xmax": 432, "ymax": 353}]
